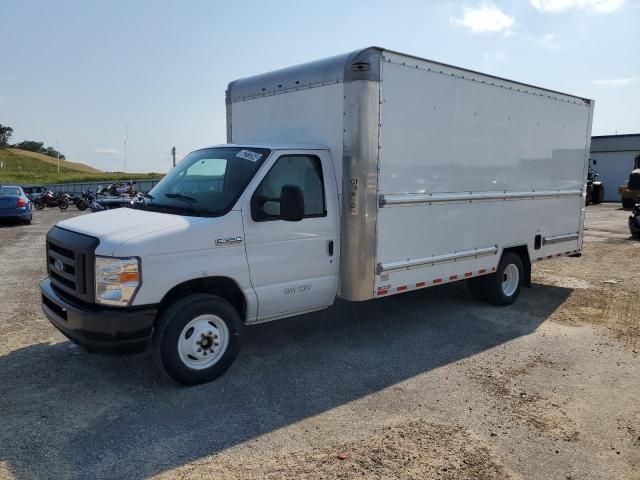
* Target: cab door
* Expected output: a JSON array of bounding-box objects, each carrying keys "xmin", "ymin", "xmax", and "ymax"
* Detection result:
[{"xmin": 241, "ymin": 150, "xmax": 340, "ymax": 321}]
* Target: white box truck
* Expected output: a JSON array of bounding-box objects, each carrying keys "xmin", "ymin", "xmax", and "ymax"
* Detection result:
[{"xmin": 40, "ymin": 47, "xmax": 594, "ymax": 384}]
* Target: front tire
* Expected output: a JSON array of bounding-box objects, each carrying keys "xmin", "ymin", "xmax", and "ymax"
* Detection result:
[
  {"xmin": 34, "ymin": 201, "xmax": 45, "ymax": 210},
  {"xmin": 482, "ymin": 252, "xmax": 524, "ymax": 306},
  {"xmin": 57, "ymin": 200, "xmax": 69, "ymax": 211},
  {"xmin": 622, "ymin": 197, "xmax": 635, "ymax": 209},
  {"xmin": 152, "ymin": 294, "xmax": 242, "ymax": 385}
]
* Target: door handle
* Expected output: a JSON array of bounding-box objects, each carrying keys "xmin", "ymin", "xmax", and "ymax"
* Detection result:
[{"xmin": 328, "ymin": 240, "xmax": 334, "ymax": 256}]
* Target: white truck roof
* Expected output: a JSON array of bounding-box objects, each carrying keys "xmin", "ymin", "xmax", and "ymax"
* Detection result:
[{"xmin": 226, "ymin": 46, "xmax": 591, "ymax": 106}]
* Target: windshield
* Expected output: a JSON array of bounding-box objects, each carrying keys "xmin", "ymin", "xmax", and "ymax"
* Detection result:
[{"xmin": 139, "ymin": 147, "xmax": 270, "ymax": 216}]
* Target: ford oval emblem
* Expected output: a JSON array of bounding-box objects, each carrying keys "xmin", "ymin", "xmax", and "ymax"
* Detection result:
[{"xmin": 54, "ymin": 259, "xmax": 64, "ymax": 272}]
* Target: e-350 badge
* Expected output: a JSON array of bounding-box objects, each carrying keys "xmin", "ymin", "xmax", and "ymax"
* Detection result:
[{"xmin": 215, "ymin": 236, "xmax": 243, "ymax": 246}]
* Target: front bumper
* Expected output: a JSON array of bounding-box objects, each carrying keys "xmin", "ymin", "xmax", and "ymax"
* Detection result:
[{"xmin": 40, "ymin": 278, "xmax": 157, "ymax": 354}]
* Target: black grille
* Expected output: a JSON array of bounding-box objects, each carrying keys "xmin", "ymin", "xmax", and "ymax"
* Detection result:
[
  {"xmin": 46, "ymin": 227, "xmax": 99, "ymax": 303},
  {"xmin": 48, "ymin": 242, "xmax": 75, "ymax": 260}
]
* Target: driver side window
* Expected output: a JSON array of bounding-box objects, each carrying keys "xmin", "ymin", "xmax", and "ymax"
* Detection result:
[{"xmin": 253, "ymin": 155, "xmax": 326, "ymax": 221}]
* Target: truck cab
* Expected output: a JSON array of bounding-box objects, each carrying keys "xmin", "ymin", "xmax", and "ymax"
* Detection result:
[{"xmin": 41, "ymin": 145, "xmax": 340, "ymax": 384}]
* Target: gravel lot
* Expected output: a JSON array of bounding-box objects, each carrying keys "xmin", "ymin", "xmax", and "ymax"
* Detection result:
[{"xmin": 0, "ymin": 204, "xmax": 638, "ymax": 479}]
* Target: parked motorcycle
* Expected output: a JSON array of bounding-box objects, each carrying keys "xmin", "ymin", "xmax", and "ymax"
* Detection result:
[
  {"xmin": 33, "ymin": 191, "xmax": 69, "ymax": 211},
  {"xmin": 98, "ymin": 182, "xmax": 137, "ymax": 197},
  {"xmin": 74, "ymin": 190, "xmax": 96, "ymax": 211}
]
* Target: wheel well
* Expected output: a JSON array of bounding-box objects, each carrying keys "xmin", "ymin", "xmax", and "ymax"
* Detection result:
[
  {"xmin": 159, "ymin": 277, "xmax": 247, "ymax": 320},
  {"xmin": 502, "ymin": 245, "xmax": 531, "ymax": 287}
]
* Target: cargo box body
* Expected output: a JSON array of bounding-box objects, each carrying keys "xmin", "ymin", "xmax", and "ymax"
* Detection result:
[{"xmin": 227, "ymin": 47, "xmax": 593, "ymax": 301}]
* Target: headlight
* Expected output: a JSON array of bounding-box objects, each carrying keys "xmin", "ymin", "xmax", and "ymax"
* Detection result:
[{"xmin": 95, "ymin": 256, "xmax": 141, "ymax": 306}]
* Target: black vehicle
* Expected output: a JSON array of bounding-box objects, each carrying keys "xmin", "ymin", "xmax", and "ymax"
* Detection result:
[
  {"xmin": 629, "ymin": 198, "xmax": 640, "ymax": 238},
  {"xmin": 23, "ymin": 186, "xmax": 47, "ymax": 201},
  {"xmin": 90, "ymin": 195, "xmax": 133, "ymax": 212},
  {"xmin": 585, "ymin": 159, "xmax": 604, "ymax": 205}
]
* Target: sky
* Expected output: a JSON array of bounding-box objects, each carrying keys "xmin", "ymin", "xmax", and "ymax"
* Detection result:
[{"xmin": 0, "ymin": 0, "xmax": 639, "ymax": 173}]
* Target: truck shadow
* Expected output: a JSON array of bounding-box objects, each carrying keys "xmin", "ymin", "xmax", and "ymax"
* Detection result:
[{"xmin": 0, "ymin": 282, "xmax": 570, "ymax": 479}]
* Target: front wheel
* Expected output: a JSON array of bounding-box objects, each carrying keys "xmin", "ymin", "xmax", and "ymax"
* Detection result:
[
  {"xmin": 57, "ymin": 200, "xmax": 69, "ymax": 211},
  {"xmin": 152, "ymin": 294, "xmax": 242, "ymax": 385},
  {"xmin": 34, "ymin": 201, "xmax": 45, "ymax": 210},
  {"xmin": 622, "ymin": 197, "xmax": 635, "ymax": 209},
  {"xmin": 482, "ymin": 252, "xmax": 524, "ymax": 306},
  {"xmin": 76, "ymin": 200, "xmax": 88, "ymax": 211}
]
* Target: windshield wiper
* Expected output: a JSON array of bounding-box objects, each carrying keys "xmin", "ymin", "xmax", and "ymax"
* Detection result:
[{"xmin": 165, "ymin": 193, "xmax": 198, "ymax": 203}]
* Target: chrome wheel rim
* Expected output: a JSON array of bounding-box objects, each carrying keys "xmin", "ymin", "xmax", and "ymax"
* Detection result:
[
  {"xmin": 501, "ymin": 264, "xmax": 519, "ymax": 297},
  {"xmin": 177, "ymin": 314, "xmax": 229, "ymax": 370}
]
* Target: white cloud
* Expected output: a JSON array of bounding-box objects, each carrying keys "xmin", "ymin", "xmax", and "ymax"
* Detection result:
[
  {"xmin": 450, "ymin": 3, "xmax": 515, "ymax": 33},
  {"xmin": 530, "ymin": 0, "xmax": 626, "ymax": 13},
  {"xmin": 94, "ymin": 147, "xmax": 121, "ymax": 156},
  {"xmin": 539, "ymin": 33, "xmax": 564, "ymax": 48},
  {"xmin": 593, "ymin": 77, "xmax": 636, "ymax": 86}
]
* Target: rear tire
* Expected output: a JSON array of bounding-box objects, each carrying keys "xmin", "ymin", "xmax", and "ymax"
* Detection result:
[
  {"xmin": 622, "ymin": 197, "xmax": 635, "ymax": 209},
  {"xmin": 152, "ymin": 294, "xmax": 242, "ymax": 385},
  {"xmin": 34, "ymin": 201, "xmax": 45, "ymax": 210},
  {"xmin": 57, "ymin": 200, "xmax": 69, "ymax": 211},
  {"xmin": 482, "ymin": 252, "xmax": 524, "ymax": 306},
  {"xmin": 76, "ymin": 201, "xmax": 88, "ymax": 211}
]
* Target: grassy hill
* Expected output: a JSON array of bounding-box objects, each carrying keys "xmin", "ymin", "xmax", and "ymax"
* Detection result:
[
  {"xmin": 0, "ymin": 148, "xmax": 162, "ymax": 185},
  {"xmin": 5, "ymin": 148, "xmax": 102, "ymax": 173}
]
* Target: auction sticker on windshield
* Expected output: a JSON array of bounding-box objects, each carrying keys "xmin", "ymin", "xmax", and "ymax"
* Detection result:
[{"xmin": 236, "ymin": 150, "xmax": 263, "ymax": 162}]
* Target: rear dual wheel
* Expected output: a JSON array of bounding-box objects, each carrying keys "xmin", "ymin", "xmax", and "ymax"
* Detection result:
[{"xmin": 467, "ymin": 252, "xmax": 524, "ymax": 306}]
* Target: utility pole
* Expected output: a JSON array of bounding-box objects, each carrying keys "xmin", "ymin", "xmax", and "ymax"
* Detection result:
[
  {"xmin": 123, "ymin": 126, "xmax": 128, "ymax": 182},
  {"xmin": 57, "ymin": 140, "xmax": 60, "ymax": 174},
  {"xmin": 171, "ymin": 146, "xmax": 176, "ymax": 168}
]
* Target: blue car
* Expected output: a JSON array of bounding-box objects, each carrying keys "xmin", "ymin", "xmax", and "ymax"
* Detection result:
[{"xmin": 0, "ymin": 185, "xmax": 33, "ymax": 224}]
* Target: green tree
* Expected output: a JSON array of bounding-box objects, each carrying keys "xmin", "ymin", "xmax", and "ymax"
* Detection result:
[
  {"xmin": 13, "ymin": 140, "xmax": 44, "ymax": 153},
  {"xmin": 0, "ymin": 124, "xmax": 13, "ymax": 148}
]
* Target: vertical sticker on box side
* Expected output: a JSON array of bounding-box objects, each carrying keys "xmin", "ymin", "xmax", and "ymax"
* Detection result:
[{"xmin": 350, "ymin": 178, "xmax": 360, "ymax": 215}]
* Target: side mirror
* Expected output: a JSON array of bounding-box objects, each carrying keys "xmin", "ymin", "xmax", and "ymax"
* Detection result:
[{"xmin": 279, "ymin": 185, "xmax": 305, "ymax": 221}]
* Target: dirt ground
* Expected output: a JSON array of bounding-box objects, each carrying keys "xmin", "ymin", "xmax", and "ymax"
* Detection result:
[{"xmin": 0, "ymin": 204, "xmax": 638, "ymax": 480}]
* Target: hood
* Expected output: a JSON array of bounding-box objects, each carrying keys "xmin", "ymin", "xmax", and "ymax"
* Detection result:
[{"xmin": 57, "ymin": 208, "xmax": 208, "ymax": 255}]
